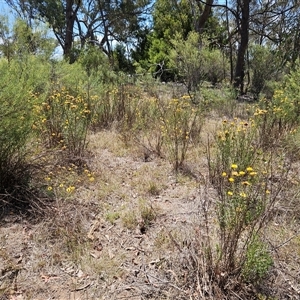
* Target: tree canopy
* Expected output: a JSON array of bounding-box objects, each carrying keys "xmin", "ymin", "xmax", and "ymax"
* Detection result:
[{"xmin": 2, "ymin": 0, "xmax": 300, "ymax": 95}]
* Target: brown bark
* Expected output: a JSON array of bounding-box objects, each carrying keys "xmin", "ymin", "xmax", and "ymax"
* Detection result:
[
  {"xmin": 64, "ymin": 0, "xmax": 80, "ymax": 63},
  {"xmin": 234, "ymin": 0, "xmax": 251, "ymax": 94},
  {"xmin": 196, "ymin": 0, "xmax": 214, "ymax": 33}
]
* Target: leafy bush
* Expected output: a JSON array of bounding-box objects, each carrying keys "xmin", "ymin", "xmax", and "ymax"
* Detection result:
[
  {"xmin": 32, "ymin": 57, "xmax": 118, "ymax": 159},
  {"xmin": 201, "ymin": 46, "xmax": 228, "ymax": 85},
  {"xmin": 253, "ymin": 61, "xmax": 300, "ymax": 148},
  {"xmin": 158, "ymin": 95, "xmax": 204, "ymax": 171},
  {"xmin": 31, "ymin": 62, "xmax": 92, "ymax": 159},
  {"xmin": 170, "ymin": 32, "xmax": 228, "ymax": 91},
  {"xmin": 249, "ymin": 44, "xmax": 280, "ymax": 100},
  {"xmin": 242, "ymin": 235, "xmax": 273, "ymax": 283},
  {"xmin": 170, "ymin": 32, "xmax": 204, "ymax": 91},
  {"xmin": 78, "ymin": 45, "xmax": 115, "ymax": 82},
  {"xmin": 0, "ymin": 56, "xmax": 51, "ymax": 211},
  {"xmin": 207, "ymin": 116, "xmax": 287, "ymax": 290},
  {"xmin": 33, "ymin": 87, "xmax": 93, "ymax": 159}
]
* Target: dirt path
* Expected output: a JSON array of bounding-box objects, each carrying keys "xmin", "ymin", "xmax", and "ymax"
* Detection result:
[
  {"xmin": 2, "ymin": 129, "xmax": 300, "ymax": 300},
  {"xmin": 0, "ymin": 131, "xmax": 207, "ymax": 300}
]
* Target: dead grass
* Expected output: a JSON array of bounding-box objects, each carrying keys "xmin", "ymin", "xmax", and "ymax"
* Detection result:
[{"xmin": 1, "ymin": 95, "xmax": 300, "ymax": 300}]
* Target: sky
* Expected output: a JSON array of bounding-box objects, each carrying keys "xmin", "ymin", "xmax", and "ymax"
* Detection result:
[
  {"xmin": 0, "ymin": 0, "xmax": 15, "ymax": 23},
  {"xmin": 0, "ymin": 0, "xmax": 228, "ymax": 49}
]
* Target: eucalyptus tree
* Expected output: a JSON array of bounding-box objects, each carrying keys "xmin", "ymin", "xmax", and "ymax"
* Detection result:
[
  {"xmin": 0, "ymin": 17, "xmax": 57, "ymax": 61},
  {"xmin": 213, "ymin": 0, "xmax": 251, "ymax": 93},
  {"xmin": 203, "ymin": 0, "xmax": 300, "ymax": 94},
  {"xmin": 4, "ymin": 0, "xmax": 80, "ymax": 61},
  {"xmin": 250, "ymin": 0, "xmax": 300, "ymax": 67},
  {"xmin": 234, "ymin": 0, "xmax": 251, "ymax": 93},
  {"xmin": 195, "ymin": 0, "xmax": 214, "ymax": 33},
  {"xmin": 4, "ymin": 0, "xmax": 152, "ymax": 63},
  {"xmin": 148, "ymin": 0, "xmax": 224, "ymax": 76}
]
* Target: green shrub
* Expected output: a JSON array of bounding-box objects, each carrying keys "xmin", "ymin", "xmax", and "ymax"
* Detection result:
[
  {"xmin": 207, "ymin": 116, "xmax": 286, "ymax": 288},
  {"xmin": 201, "ymin": 46, "xmax": 228, "ymax": 85},
  {"xmin": 33, "ymin": 86, "xmax": 93, "ymax": 159},
  {"xmin": 249, "ymin": 44, "xmax": 280, "ymax": 100},
  {"xmin": 242, "ymin": 235, "xmax": 273, "ymax": 283},
  {"xmin": 159, "ymin": 95, "xmax": 204, "ymax": 171},
  {"xmin": 78, "ymin": 45, "xmax": 115, "ymax": 83},
  {"xmin": 170, "ymin": 32, "xmax": 228, "ymax": 91},
  {"xmin": 253, "ymin": 63, "xmax": 300, "ymax": 148},
  {"xmin": 0, "ymin": 56, "xmax": 50, "ymax": 209},
  {"xmin": 33, "ymin": 59, "xmax": 115, "ymax": 159}
]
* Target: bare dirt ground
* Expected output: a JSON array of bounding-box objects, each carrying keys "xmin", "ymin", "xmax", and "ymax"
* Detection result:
[
  {"xmin": 0, "ymin": 129, "xmax": 211, "ymax": 300},
  {"xmin": 1, "ymin": 128, "xmax": 300, "ymax": 300}
]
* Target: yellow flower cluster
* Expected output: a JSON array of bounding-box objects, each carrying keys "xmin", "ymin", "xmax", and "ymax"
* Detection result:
[
  {"xmin": 84, "ymin": 168, "xmax": 95, "ymax": 182},
  {"xmin": 43, "ymin": 163, "xmax": 96, "ymax": 198},
  {"xmin": 254, "ymin": 109, "xmax": 268, "ymax": 116},
  {"xmin": 253, "ymin": 89, "xmax": 297, "ymax": 130},
  {"xmin": 31, "ymin": 87, "xmax": 95, "ymax": 152},
  {"xmin": 217, "ymin": 118, "xmax": 254, "ymax": 142},
  {"xmin": 224, "ymin": 163, "xmax": 270, "ymax": 197},
  {"xmin": 44, "ymin": 164, "xmax": 78, "ymax": 195}
]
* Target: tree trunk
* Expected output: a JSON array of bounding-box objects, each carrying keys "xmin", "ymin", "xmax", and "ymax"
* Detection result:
[
  {"xmin": 234, "ymin": 0, "xmax": 251, "ymax": 94},
  {"xmin": 196, "ymin": 0, "xmax": 214, "ymax": 33},
  {"xmin": 64, "ymin": 0, "xmax": 80, "ymax": 63},
  {"xmin": 225, "ymin": 0, "xmax": 234, "ymax": 83}
]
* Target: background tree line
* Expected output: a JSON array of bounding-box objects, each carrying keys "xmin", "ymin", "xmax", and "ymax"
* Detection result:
[{"xmin": 1, "ymin": 0, "xmax": 300, "ymax": 97}]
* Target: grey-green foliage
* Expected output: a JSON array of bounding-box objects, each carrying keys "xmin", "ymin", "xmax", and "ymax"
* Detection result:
[
  {"xmin": 0, "ymin": 19, "xmax": 54, "ymax": 195},
  {"xmin": 249, "ymin": 44, "xmax": 280, "ymax": 100},
  {"xmin": 78, "ymin": 46, "xmax": 115, "ymax": 82},
  {"xmin": 242, "ymin": 235, "xmax": 273, "ymax": 283},
  {"xmin": 0, "ymin": 17, "xmax": 57, "ymax": 61},
  {"xmin": 201, "ymin": 46, "xmax": 228, "ymax": 85},
  {"xmin": 170, "ymin": 32, "xmax": 227, "ymax": 91},
  {"xmin": 0, "ymin": 55, "xmax": 51, "ymax": 196}
]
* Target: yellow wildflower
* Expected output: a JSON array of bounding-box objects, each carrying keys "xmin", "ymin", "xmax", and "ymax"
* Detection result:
[
  {"xmin": 66, "ymin": 186, "xmax": 75, "ymax": 193},
  {"xmin": 242, "ymin": 181, "xmax": 251, "ymax": 186},
  {"xmin": 231, "ymin": 164, "xmax": 238, "ymax": 169},
  {"xmin": 249, "ymin": 171, "xmax": 257, "ymax": 176}
]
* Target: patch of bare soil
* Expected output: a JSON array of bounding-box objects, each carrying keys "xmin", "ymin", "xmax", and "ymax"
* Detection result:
[
  {"xmin": 0, "ymin": 130, "xmax": 206, "ymax": 300},
  {"xmin": 1, "ymin": 130, "xmax": 300, "ymax": 300}
]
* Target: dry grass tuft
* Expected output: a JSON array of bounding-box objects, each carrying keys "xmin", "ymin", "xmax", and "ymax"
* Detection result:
[{"xmin": 2, "ymin": 83, "xmax": 300, "ymax": 300}]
